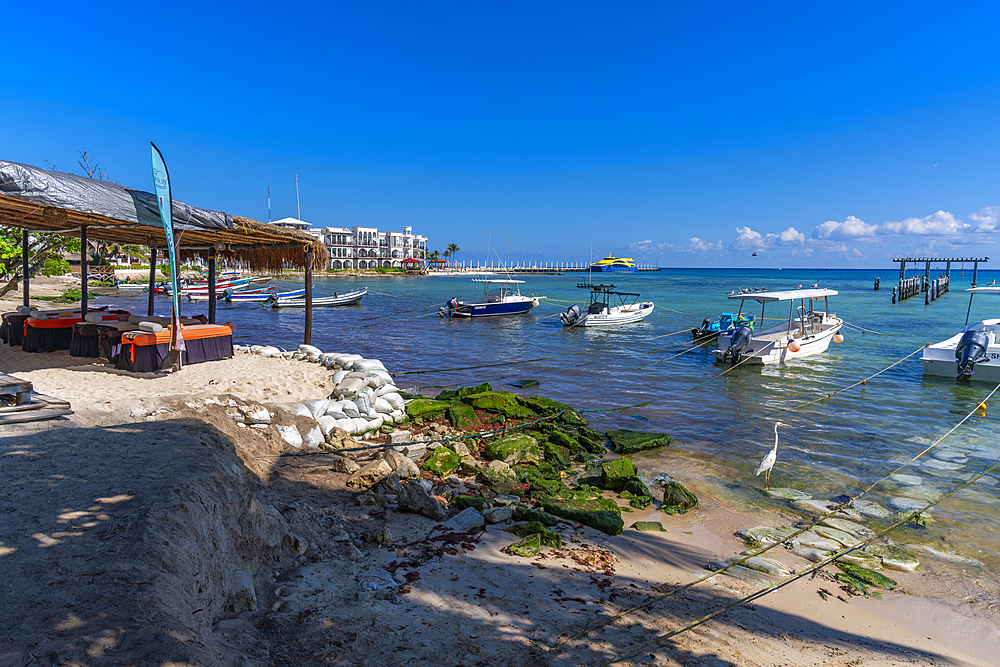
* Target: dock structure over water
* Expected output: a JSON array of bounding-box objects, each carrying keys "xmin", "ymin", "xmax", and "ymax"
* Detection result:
[{"xmin": 892, "ymin": 256, "xmax": 988, "ymax": 304}]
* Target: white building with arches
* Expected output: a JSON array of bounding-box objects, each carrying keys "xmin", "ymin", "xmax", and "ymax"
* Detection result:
[{"xmin": 271, "ymin": 218, "xmax": 427, "ymax": 269}]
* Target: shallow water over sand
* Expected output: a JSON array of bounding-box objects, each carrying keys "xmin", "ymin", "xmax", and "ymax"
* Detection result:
[{"xmin": 104, "ymin": 267, "xmax": 1000, "ymax": 581}]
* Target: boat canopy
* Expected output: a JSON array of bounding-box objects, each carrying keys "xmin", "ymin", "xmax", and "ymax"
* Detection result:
[
  {"xmin": 727, "ymin": 288, "xmax": 838, "ymax": 302},
  {"xmin": 965, "ymin": 287, "xmax": 1000, "ymax": 294},
  {"xmin": 472, "ymin": 279, "xmax": 524, "ymax": 285}
]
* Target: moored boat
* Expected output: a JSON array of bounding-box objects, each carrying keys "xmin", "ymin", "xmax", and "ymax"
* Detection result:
[
  {"xmin": 691, "ymin": 312, "xmax": 755, "ymax": 341},
  {"xmin": 268, "ymin": 288, "xmax": 367, "ymax": 308},
  {"xmin": 438, "ymin": 279, "xmax": 543, "ymax": 318},
  {"xmin": 588, "ymin": 256, "xmax": 636, "ymax": 272},
  {"xmin": 711, "ymin": 288, "xmax": 843, "ymax": 364},
  {"xmin": 559, "ymin": 283, "xmax": 654, "ymax": 327},
  {"xmin": 922, "ymin": 287, "xmax": 1000, "ymax": 382}
]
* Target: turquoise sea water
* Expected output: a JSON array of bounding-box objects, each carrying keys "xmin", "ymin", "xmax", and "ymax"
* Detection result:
[{"xmin": 105, "ymin": 268, "xmax": 1000, "ymax": 582}]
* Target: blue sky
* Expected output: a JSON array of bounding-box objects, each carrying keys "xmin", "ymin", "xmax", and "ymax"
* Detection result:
[{"xmin": 3, "ymin": 1, "xmax": 999, "ymax": 267}]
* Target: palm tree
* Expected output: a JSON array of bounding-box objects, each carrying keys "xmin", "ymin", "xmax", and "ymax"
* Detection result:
[{"xmin": 446, "ymin": 243, "xmax": 460, "ymax": 269}]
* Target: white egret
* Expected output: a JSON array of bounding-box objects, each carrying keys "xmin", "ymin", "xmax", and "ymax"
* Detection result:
[{"xmin": 755, "ymin": 421, "xmax": 789, "ymax": 490}]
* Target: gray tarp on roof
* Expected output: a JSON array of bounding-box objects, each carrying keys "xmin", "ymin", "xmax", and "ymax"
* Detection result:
[{"xmin": 0, "ymin": 160, "xmax": 232, "ymax": 232}]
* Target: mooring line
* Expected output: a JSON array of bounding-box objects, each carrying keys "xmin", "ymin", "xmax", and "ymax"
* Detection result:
[
  {"xmin": 638, "ymin": 335, "xmax": 715, "ymax": 369},
  {"xmin": 598, "ymin": 457, "xmax": 1000, "ymax": 665},
  {"xmin": 549, "ymin": 386, "xmax": 998, "ymax": 660},
  {"xmin": 840, "ymin": 320, "xmax": 887, "ymax": 335}
]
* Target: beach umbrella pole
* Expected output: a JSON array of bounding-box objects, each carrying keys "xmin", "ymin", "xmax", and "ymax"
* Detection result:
[
  {"xmin": 208, "ymin": 248, "xmax": 216, "ymax": 324},
  {"xmin": 80, "ymin": 225, "xmax": 88, "ymax": 317},
  {"xmin": 147, "ymin": 247, "xmax": 156, "ymax": 316},
  {"xmin": 304, "ymin": 244, "xmax": 313, "ymax": 344},
  {"xmin": 21, "ymin": 230, "xmax": 29, "ymax": 308}
]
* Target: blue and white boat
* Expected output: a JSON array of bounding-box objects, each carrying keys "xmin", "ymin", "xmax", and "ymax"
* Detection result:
[
  {"xmin": 439, "ymin": 279, "xmax": 543, "ymax": 318},
  {"xmin": 691, "ymin": 312, "xmax": 755, "ymax": 341}
]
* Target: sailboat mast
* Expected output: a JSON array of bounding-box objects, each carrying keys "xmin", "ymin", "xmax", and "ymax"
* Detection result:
[{"xmin": 295, "ymin": 175, "xmax": 301, "ymax": 221}]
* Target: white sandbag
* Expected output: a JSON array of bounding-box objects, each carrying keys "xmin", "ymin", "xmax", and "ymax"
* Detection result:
[
  {"xmin": 372, "ymin": 397, "xmax": 394, "ymax": 414},
  {"xmin": 336, "ymin": 377, "xmax": 367, "ymax": 399},
  {"xmin": 138, "ymin": 321, "xmax": 163, "ymax": 332},
  {"xmin": 292, "ymin": 352, "xmax": 306, "ymax": 360},
  {"xmin": 383, "ymin": 392, "xmax": 405, "ymax": 412},
  {"xmin": 333, "ymin": 418, "xmax": 355, "ymax": 433},
  {"xmin": 258, "ymin": 346, "xmax": 281, "ymax": 358},
  {"xmin": 331, "ymin": 370, "xmax": 348, "ymax": 385},
  {"xmin": 389, "ymin": 409, "xmax": 405, "ymax": 423},
  {"xmin": 341, "ymin": 402, "xmax": 361, "ymax": 419},
  {"xmin": 353, "ymin": 394, "xmax": 371, "ymax": 415},
  {"xmin": 370, "ymin": 370, "xmax": 394, "ymax": 386},
  {"xmin": 286, "ymin": 403, "xmax": 313, "ymax": 418},
  {"xmin": 365, "ymin": 373, "xmax": 387, "ymax": 389},
  {"xmin": 375, "ymin": 383, "xmax": 398, "ymax": 397},
  {"xmin": 277, "ymin": 425, "xmax": 303, "ymax": 448},
  {"xmin": 280, "ymin": 351, "xmax": 295, "ymax": 359},
  {"xmin": 352, "ymin": 358, "xmax": 387, "ymax": 372},
  {"xmin": 299, "ymin": 344, "xmax": 322, "ymax": 356},
  {"xmin": 351, "ymin": 417, "xmax": 371, "ymax": 433},
  {"xmin": 366, "ymin": 414, "xmax": 385, "ymax": 431},
  {"xmin": 325, "ymin": 408, "xmax": 347, "ymax": 420},
  {"xmin": 307, "ymin": 353, "xmax": 321, "ymax": 363},
  {"xmin": 317, "ymin": 415, "xmax": 339, "ymax": 436},
  {"xmin": 250, "ymin": 345, "xmax": 264, "ymax": 353},
  {"xmin": 334, "ymin": 354, "xmax": 363, "ymax": 369},
  {"xmin": 303, "ymin": 425, "xmax": 324, "ymax": 449},
  {"xmin": 302, "ymin": 399, "xmax": 330, "ymax": 419}
]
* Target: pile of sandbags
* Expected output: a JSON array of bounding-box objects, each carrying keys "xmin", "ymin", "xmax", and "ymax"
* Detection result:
[{"xmin": 238, "ymin": 343, "xmax": 409, "ymax": 437}]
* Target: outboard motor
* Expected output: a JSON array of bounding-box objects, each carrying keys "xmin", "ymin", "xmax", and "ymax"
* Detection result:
[
  {"xmin": 438, "ymin": 298, "xmax": 459, "ymax": 318},
  {"xmin": 692, "ymin": 317, "xmax": 712, "ymax": 338},
  {"xmin": 560, "ymin": 304, "xmax": 583, "ymax": 326},
  {"xmin": 955, "ymin": 329, "xmax": 990, "ymax": 380},
  {"xmin": 724, "ymin": 325, "xmax": 754, "ymax": 363},
  {"xmin": 223, "ymin": 286, "xmax": 235, "ymax": 299}
]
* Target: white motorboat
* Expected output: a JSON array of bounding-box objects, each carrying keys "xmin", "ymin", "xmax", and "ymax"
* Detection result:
[
  {"xmin": 922, "ymin": 287, "xmax": 1000, "ymax": 382},
  {"xmin": 711, "ymin": 288, "xmax": 844, "ymax": 364},
  {"xmin": 268, "ymin": 288, "xmax": 367, "ymax": 308},
  {"xmin": 559, "ymin": 283, "xmax": 654, "ymax": 327}
]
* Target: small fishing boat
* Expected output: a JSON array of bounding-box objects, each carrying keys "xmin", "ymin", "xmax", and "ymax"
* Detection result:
[
  {"xmin": 268, "ymin": 288, "xmax": 367, "ymax": 308},
  {"xmin": 588, "ymin": 256, "xmax": 636, "ymax": 272},
  {"xmin": 922, "ymin": 287, "xmax": 1000, "ymax": 382},
  {"xmin": 113, "ymin": 282, "xmax": 149, "ymax": 291},
  {"xmin": 438, "ymin": 279, "xmax": 543, "ymax": 318},
  {"xmin": 711, "ymin": 288, "xmax": 844, "ymax": 364},
  {"xmin": 559, "ymin": 283, "xmax": 654, "ymax": 327},
  {"xmin": 225, "ymin": 287, "xmax": 303, "ymax": 303},
  {"xmin": 691, "ymin": 312, "xmax": 755, "ymax": 341}
]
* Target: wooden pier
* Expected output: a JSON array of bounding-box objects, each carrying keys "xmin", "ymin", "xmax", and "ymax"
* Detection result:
[{"xmin": 892, "ymin": 256, "xmax": 987, "ymax": 303}]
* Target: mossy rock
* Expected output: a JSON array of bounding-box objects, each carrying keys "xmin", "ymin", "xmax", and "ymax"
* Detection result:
[
  {"xmin": 836, "ymin": 563, "xmax": 897, "ymax": 590},
  {"xmin": 601, "ymin": 458, "xmax": 637, "ymax": 489},
  {"xmin": 507, "ymin": 521, "xmax": 562, "ymax": 548},
  {"xmin": 540, "ymin": 497, "xmax": 624, "ymax": 535},
  {"xmin": 660, "ymin": 481, "xmax": 698, "ymax": 515},
  {"xmin": 447, "ymin": 403, "xmax": 478, "ymax": 431},
  {"xmin": 619, "ymin": 476, "xmax": 655, "ymax": 509},
  {"xmin": 421, "ymin": 447, "xmax": 461, "ymax": 478},
  {"xmin": 607, "ymin": 429, "xmax": 671, "ymax": 454},
  {"xmin": 632, "ymin": 521, "xmax": 666, "ymax": 532},
  {"xmin": 516, "ymin": 395, "xmax": 574, "ymax": 415},
  {"xmin": 575, "ymin": 427, "xmax": 607, "ymax": 454},
  {"xmin": 543, "ymin": 442, "xmax": 571, "ymax": 469},
  {"xmin": 462, "ymin": 390, "xmax": 535, "ymax": 418},
  {"xmin": 485, "ymin": 433, "xmax": 542, "ymax": 464},
  {"xmin": 483, "ymin": 461, "xmax": 518, "ymax": 494},
  {"xmin": 512, "ymin": 506, "xmax": 559, "ymax": 527},
  {"xmin": 515, "ymin": 466, "xmax": 566, "ymax": 498},
  {"xmin": 406, "ymin": 399, "xmax": 452, "ymax": 419},
  {"xmin": 549, "ymin": 430, "xmax": 585, "ymax": 455},
  {"xmin": 436, "ymin": 382, "xmax": 493, "ymax": 401},
  {"xmin": 453, "ymin": 495, "xmax": 492, "ymax": 511},
  {"xmin": 506, "ymin": 532, "xmax": 542, "ymax": 557}
]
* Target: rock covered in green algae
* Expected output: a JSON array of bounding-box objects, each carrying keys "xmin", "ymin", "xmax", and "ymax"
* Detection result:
[
  {"xmin": 836, "ymin": 562, "xmax": 897, "ymax": 590},
  {"xmin": 447, "ymin": 403, "xmax": 477, "ymax": 431},
  {"xmin": 631, "ymin": 521, "xmax": 666, "ymax": 532},
  {"xmin": 576, "ymin": 426, "xmax": 607, "ymax": 454},
  {"xmin": 435, "ymin": 383, "xmax": 493, "ymax": 401},
  {"xmin": 736, "ymin": 526, "xmax": 796, "ymax": 546},
  {"xmin": 732, "ymin": 556, "xmax": 792, "ymax": 577},
  {"xmin": 507, "ymin": 521, "xmax": 562, "ymax": 548},
  {"xmin": 660, "ymin": 481, "xmax": 698, "ymax": 515},
  {"xmin": 814, "ymin": 525, "xmax": 860, "ymax": 548},
  {"xmin": 513, "ymin": 506, "xmax": 559, "ymax": 527},
  {"xmin": 762, "ymin": 487, "xmax": 812, "ymax": 501},
  {"xmin": 506, "ymin": 532, "xmax": 542, "ymax": 557},
  {"xmin": 485, "ymin": 433, "xmax": 542, "ymax": 464},
  {"xmin": 606, "ymin": 429, "xmax": 671, "ymax": 454},
  {"xmin": 453, "ymin": 495, "xmax": 492, "ymax": 511},
  {"xmin": 421, "ymin": 447, "xmax": 461, "ymax": 478},
  {"xmin": 406, "ymin": 399, "xmax": 452, "ymax": 419},
  {"xmin": 865, "ymin": 544, "xmax": 920, "ymax": 572},
  {"xmin": 463, "ymin": 391, "xmax": 535, "ymax": 419},
  {"xmin": 789, "ymin": 546, "xmax": 834, "ymax": 563},
  {"xmin": 619, "ymin": 477, "xmax": 655, "ymax": 509},
  {"xmin": 836, "ymin": 551, "xmax": 883, "ymax": 570},
  {"xmin": 543, "ymin": 442, "xmax": 571, "ymax": 469},
  {"xmin": 483, "ymin": 460, "xmax": 518, "ymax": 495},
  {"xmin": 516, "ymin": 395, "xmax": 574, "ymax": 415},
  {"xmin": 540, "ymin": 496, "xmax": 624, "ymax": 536},
  {"xmin": 601, "ymin": 458, "xmax": 638, "ymax": 489},
  {"xmin": 548, "ymin": 430, "xmax": 585, "ymax": 455},
  {"xmin": 820, "ymin": 517, "xmax": 875, "ymax": 539}
]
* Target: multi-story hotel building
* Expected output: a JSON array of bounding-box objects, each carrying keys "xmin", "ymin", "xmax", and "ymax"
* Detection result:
[{"xmin": 271, "ymin": 218, "xmax": 428, "ymax": 270}]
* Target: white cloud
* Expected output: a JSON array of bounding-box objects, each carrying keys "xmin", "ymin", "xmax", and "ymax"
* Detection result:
[
  {"xmin": 629, "ymin": 239, "xmax": 672, "ymax": 253},
  {"xmin": 731, "ymin": 226, "xmax": 805, "ymax": 251},
  {"xmin": 970, "ymin": 206, "xmax": 1000, "ymax": 232},
  {"xmin": 812, "ymin": 215, "xmax": 878, "ymax": 240},
  {"xmin": 682, "ymin": 237, "xmax": 723, "ymax": 253},
  {"xmin": 878, "ymin": 210, "xmax": 968, "ymax": 235}
]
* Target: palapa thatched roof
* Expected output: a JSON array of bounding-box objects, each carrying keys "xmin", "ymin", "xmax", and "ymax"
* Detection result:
[{"xmin": 0, "ymin": 161, "xmax": 325, "ymax": 272}]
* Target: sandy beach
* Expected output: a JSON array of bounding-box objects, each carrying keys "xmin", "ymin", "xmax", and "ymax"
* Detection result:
[{"xmin": 1, "ymin": 285, "xmax": 998, "ymax": 666}]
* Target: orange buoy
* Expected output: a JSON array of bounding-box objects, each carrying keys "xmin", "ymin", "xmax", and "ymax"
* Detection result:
[
  {"xmin": 787, "ymin": 339, "xmax": 800, "ymax": 352},
  {"xmin": 833, "ymin": 333, "xmax": 845, "ymax": 343}
]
